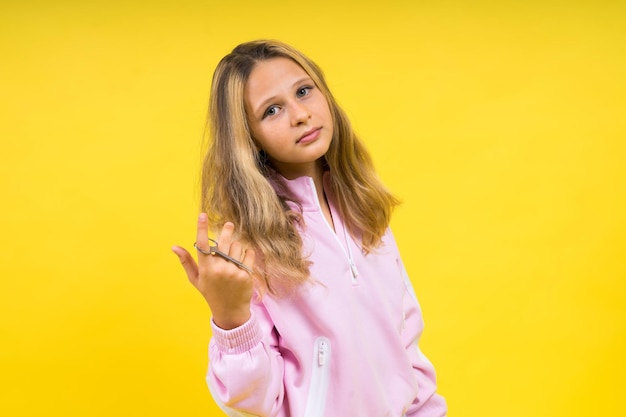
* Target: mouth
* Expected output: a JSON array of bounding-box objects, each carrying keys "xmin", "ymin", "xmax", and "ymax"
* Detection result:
[{"xmin": 297, "ymin": 127, "xmax": 322, "ymax": 144}]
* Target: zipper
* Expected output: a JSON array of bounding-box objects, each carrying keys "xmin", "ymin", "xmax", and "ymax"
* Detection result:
[
  {"xmin": 344, "ymin": 233, "xmax": 359, "ymax": 283},
  {"xmin": 307, "ymin": 177, "xmax": 359, "ymax": 282},
  {"xmin": 303, "ymin": 337, "xmax": 332, "ymax": 417}
]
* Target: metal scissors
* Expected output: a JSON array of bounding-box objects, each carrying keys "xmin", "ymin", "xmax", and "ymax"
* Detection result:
[{"xmin": 194, "ymin": 238, "xmax": 253, "ymax": 274}]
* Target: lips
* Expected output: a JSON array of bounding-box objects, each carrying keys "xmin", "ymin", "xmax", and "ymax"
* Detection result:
[{"xmin": 297, "ymin": 127, "xmax": 321, "ymax": 144}]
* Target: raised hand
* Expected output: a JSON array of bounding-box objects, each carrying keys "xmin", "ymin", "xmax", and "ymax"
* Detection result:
[{"xmin": 172, "ymin": 213, "xmax": 256, "ymax": 330}]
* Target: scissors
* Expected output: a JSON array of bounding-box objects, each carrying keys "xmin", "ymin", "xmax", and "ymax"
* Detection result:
[{"xmin": 194, "ymin": 238, "xmax": 253, "ymax": 274}]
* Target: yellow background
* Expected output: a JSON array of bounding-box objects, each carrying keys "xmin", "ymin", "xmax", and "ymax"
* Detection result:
[{"xmin": 1, "ymin": 1, "xmax": 624, "ymax": 415}]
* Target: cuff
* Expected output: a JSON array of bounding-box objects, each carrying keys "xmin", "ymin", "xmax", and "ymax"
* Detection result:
[{"xmin": 210, "ymin": 311, "xmax": 263, "ymax": 354}]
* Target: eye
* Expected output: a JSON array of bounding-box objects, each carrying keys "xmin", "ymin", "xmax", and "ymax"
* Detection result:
[
  {"xmin": 296, "ymin": 86, "xmax": 313, "ymax": 98},
  {"xmin": 263, "ymin": 105, "xmax": 280, "ymax": 118}
]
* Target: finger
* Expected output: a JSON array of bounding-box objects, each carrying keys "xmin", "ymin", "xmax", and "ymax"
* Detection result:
[
  {"xmin": 195, "ymin": 213, "xmax": 210, "ymax": 254},
  {"xmin": 229, "ymin": 241, "xmax": 243, "ymax": 262},
  {"xmin": 216, "ymin": 222, "xmax": 235, "ymax": 254},
  {"xmin": 171, "ymin": 246, "xmax": 199, "ymax": 285},
  {"xmin": 242, "ymin": 248, "xmax": 256, "ymax": 273}
]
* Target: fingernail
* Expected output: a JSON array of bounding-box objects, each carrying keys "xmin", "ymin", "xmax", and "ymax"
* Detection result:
[{"xmin": 198, "ymin": 213, "xmax": 207, "ymax": 222}]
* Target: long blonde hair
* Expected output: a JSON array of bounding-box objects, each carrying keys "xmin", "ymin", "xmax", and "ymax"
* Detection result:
[{"xmin": 202, "ymin": 40, "xmax": 399, "ymax": 295}]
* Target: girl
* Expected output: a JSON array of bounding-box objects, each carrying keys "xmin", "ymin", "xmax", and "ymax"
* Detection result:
[{"xmin": 172, "ymin": 40, "xmax": 447, "ymax": 417}]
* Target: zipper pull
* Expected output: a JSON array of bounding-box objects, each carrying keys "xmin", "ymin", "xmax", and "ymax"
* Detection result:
[
  {"xmin": 318, "ymin": 340, "xmax": 328, "ymax": 366},
  {"xmin": 350, "ymin": 261, "xmax": 359, "ymax": 279}
]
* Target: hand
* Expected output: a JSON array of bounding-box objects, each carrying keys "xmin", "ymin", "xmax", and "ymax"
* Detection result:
[{"xmin": 172, "ymin": 213, "xmax": 256, "ymax": 330}]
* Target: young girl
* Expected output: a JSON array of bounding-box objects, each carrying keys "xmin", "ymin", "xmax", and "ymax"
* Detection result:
[{"xmin": 172, "ymin": 40, "xmax": 447, "ymax": 417}]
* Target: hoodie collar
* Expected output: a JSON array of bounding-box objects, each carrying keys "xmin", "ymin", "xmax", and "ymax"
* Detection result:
[{"xmin": 268, "ymin": 170, "xmax": 333, "ymax": 213}]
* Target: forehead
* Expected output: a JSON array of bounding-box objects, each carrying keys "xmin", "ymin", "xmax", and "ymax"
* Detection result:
[{"xmin": 245, "ymin": 57, "xmax": 310, "ymax": 105}]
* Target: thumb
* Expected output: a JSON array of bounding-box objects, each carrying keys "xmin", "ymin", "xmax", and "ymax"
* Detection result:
[{"xmin": 171, "ymin": 245, "xmax": 199, "ymax": 285}]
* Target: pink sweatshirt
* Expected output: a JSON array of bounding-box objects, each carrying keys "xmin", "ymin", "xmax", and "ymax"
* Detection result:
[{"xmin": 207, "ymin": 173, "xmax": 447, "ymax": 417}]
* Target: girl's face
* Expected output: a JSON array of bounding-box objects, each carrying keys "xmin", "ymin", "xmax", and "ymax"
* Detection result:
[{"xmin": 245, "ymin": 57, "xmax": 333, "ymax": 179}]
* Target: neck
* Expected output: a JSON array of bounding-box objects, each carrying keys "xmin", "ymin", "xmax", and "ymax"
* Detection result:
[
  {"xmin": 273, "ymin": 159, "xmax": 335, "ymax": 232},
  {"xmin": 274, "ymin": 158, "xmax": 326, "ymax": 182}
]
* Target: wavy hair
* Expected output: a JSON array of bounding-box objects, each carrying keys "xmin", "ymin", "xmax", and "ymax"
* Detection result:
[{"xmin": 202, "ymin": 40, "xmax": 399, "ymax": 295}]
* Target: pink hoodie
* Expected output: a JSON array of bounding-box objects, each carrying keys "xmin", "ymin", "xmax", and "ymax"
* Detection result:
[{"xmin": 207, "ymin": 173, "xmax": 447, "ymax": 417}]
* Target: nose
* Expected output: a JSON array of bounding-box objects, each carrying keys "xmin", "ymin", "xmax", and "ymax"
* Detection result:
[{"xmin": 290, "ymin": 101, "xmax": 311, "ymax": 125}]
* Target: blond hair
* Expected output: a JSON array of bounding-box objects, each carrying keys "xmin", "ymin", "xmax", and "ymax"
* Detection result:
[{"xmin": 202, "ymin": 40, "xmax": 399, "ymax": 295}]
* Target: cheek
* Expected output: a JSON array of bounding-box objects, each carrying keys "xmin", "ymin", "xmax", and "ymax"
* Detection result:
[
  {"xmin": 253, "ymin": 127, "xmax": 281, "ymax": 152},
  {"xmin": 319, "ymin": 100, "xmax": 332, "ymax": 120}
]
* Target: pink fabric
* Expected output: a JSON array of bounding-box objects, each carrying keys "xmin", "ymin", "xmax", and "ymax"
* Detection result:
[{"xmin": 207, "ymin": 173, "xmax": 447, "ymax": 417}]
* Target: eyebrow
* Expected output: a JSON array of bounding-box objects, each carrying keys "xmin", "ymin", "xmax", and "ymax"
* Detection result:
[{"xmin": 251, "ymin": 76, "xmax": 313, "ymax": 118}]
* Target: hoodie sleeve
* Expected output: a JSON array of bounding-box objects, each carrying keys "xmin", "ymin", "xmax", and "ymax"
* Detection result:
[
  {"xmin": 399, "ymin": 258, "xmax": 448, "ymax": 417},
  {"xmin": 206, "ymin": 302, "xmax": 284, "ymax": 417}
]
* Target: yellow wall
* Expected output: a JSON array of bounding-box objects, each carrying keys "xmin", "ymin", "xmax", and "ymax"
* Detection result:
[{"xmin": 1, "ymin": 1, "xmax": 624, "ymax": 415}]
